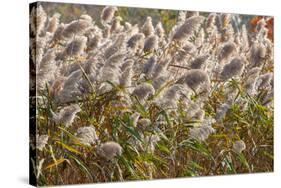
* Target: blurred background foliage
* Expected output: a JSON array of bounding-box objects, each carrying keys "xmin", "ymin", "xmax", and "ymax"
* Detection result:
[
  {"xmin": 40, "ymin": 2, "xmax": 259, "ymax": 33},
  {"xmin": 40, "ymin": 2, "xmax": 178, "ymax": 32}
]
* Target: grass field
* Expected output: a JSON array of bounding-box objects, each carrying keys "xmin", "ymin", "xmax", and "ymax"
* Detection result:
[{"xmin": 30, "ymin": 3, "xmax": 273, "ymax": 186}]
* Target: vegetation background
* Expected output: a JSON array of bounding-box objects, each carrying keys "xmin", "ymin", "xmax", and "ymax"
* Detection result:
[
  {"xmin": 31, "ymin": 1, "xmax": 273, "ymax": 186},
  {"xmin": 41, "ymin": 2, "xmax": 256, "ymax": 32}
]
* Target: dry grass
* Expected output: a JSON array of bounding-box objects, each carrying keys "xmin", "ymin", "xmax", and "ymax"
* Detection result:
[{"xmin": 30, "ymin": 3, "xmax": 273, "ymax": 186}]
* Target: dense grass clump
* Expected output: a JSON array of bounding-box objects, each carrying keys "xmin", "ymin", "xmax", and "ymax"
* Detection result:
[{"xmin": 30, "ymin": 4, "xmax": 273, "ymax": 186}]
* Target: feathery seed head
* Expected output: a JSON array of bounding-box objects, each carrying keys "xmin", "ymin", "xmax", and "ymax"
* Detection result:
[
  {"xmin": 232, "ymin": 140, "xmax": 246, "ymax": 153},
  {"xmin": 143, "ymin": 56, "xmax": 156, "ymax": 77},
  {"xmin": 215, "ymin": 103, "xmax": 230, "ymax": 121},
  {"xmin": 138, "ymin": 118, "xmax": 151, "ymax": 128},
  {"xmin": 52, "ymin": 104, "xmax": 81, "ymax": 127},
  {"xmin": 221, "ymin": 57, "xmax": 244, "ymax": 80},
  {"xmin": 177, "ymin": 11, "xmax": 187, "ymax": 25},
  {"xmin": 256, "ymin": 73, "xmax": 273, "ymax": 89},
  {"xmin": 142, "ymin": 16, "xmax": 154, "ymax": 37},
  {"xmin": 155, "ymin": 22, "xmax": 165, "ymax": 38},
  {"xmin": 37, "ymin": 50, "xmax": 57, "ymax": 90},
  {"xmin": 104, "ymin": 34, "xmax": 126, "ymax": 59},
  {"xmin": 250, "ymin": 42, "xmax": 266, "ymax": 68},
  {"xmin": 175, "ymin": 42, "xmax": 196, "ymax": 62},
  {"xmin": 144, "ymin": 35, "xmax": 158, "ymax": 52},
  {"xmin": 36, "ymin": 134, "xmax": 49, "ymax": 151},
  {"xmin": 47, "ymin": 13, "xmax": 60, "ymax": 33},
  {"xmin": 76, "ymin": 126, "xmax": 98, "ymax": 146},
  {"xmin": 181, "ymin": 69, "xmax": 210, "ymax": 91},
  {"xmin": 52, "ymin": 24, "xmax": 65, "ymax": 42},
  {"xmin": 127, "ymin": 33, "xmax": 145, "ymax": 51},
  {"xmin": 101, "ymin": 6, "xmax": 118, "ymax": 24},
  {"xmin": 190, "ymin": 55, "xmax": 209, "ymax": 69},
  {"xmin": 218, "ymin": 41, "xmax": 237, "ymax": 62},
  {"xmin": 172, "ymin": 16, "xmax": 205, "ymax": 42},
  {"xmin": 189, "ymin": 124, "xmax": 215, "ymax": 141},
  {"xmin": 99, "ymin": 141, "xmax": 122, "ymax": 160},
  {"xmin": 132, "ymin": 83, "xmax": 155, "ymax": 101},
  {"xmin": 119, "ymin": 66, "xmax": 133, "ymax": 88},
  {"xmin": 65, "ymin": 36, "xmax": 87, "ymax": 57},
  {"xmin": 80, "ymin": 14, "xmax": 93, "ymax": 23},
  {"xmin": 31, "ymin": 5, "xmax": 47, "ymax": 35},
  {"xmin": 62, "ymin": 19, "xmax": 91, "ymax": 39},
  {"xmin": 131, "ymin": 112, "xmax": 140, "ymax": 127},
  {"xmin": 206, "ymin": 13, "xmax": 217, "ymax": 29}
]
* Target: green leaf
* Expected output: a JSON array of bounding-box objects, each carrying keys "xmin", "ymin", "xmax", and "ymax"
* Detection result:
[
  {"xmin": 223, "ymin": 153, "xmax": 236, "ymax": 174},
  {"xmin": 56, "ymin": 141, "xmax": 82, "ymax": 155},
  {"xmin": 156, "ymin": 143, "xmax": 170, "ymax": 154},
  {"xmin": 67, "ymin": 153, "xmax": 94, "ymax": 182},
  {"xmin": 235, "ymin": 152, "xmax": 251, "ymax": 172},
  {"xmin": 45, "ymin": 158, "xmax": 66, "ymax": 170},
  {"xmin": 121, "ymin": 121, "xmax": 143, "ymax": 142},
  {"xmin": 180, "ymin": 139, "xmax": 214, "ymax": 160}
]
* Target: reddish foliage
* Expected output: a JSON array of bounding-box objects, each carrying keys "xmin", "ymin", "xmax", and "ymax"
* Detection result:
[{"xmin": 249, "ymin": 16, "xmax": 273, "ymax": 41}]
